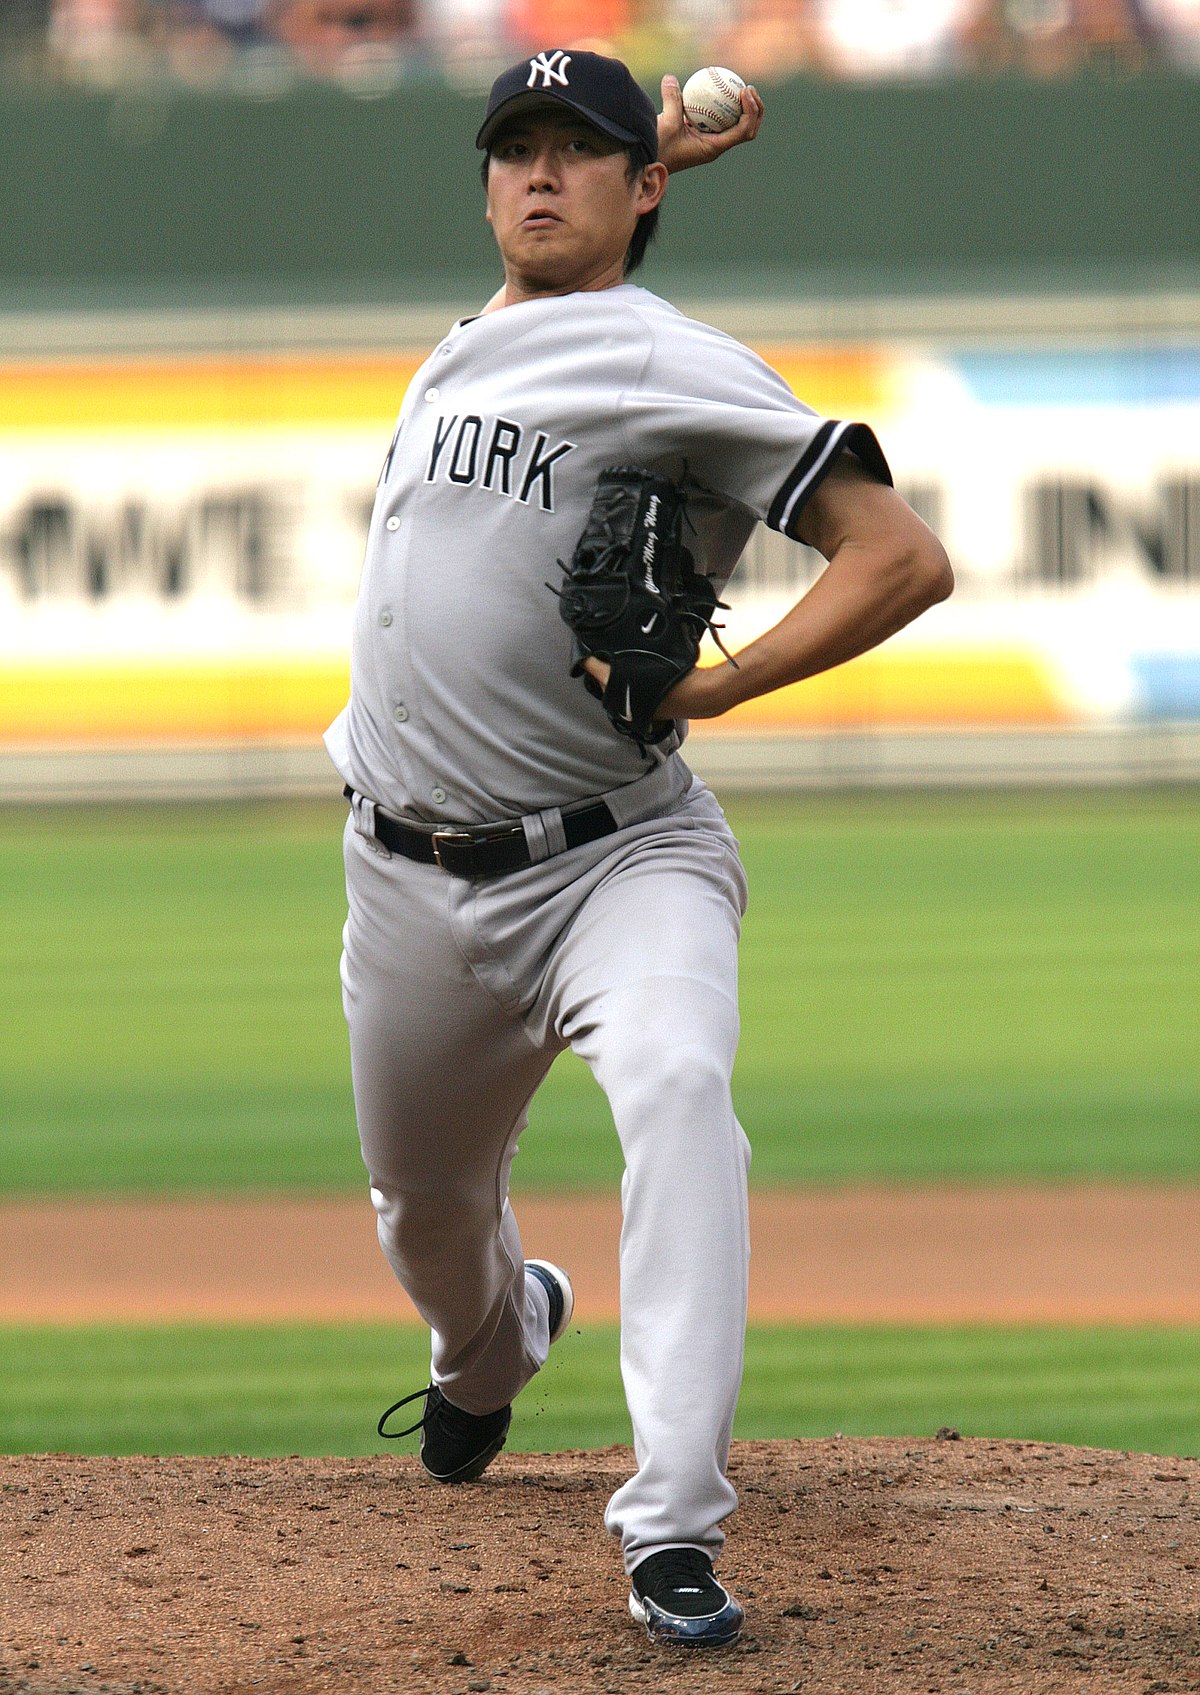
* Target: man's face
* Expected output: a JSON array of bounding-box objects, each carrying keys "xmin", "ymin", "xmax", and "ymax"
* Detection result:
[{"xmin": 485, "ymin": 109, "xmax": 661, "ymax": 296}]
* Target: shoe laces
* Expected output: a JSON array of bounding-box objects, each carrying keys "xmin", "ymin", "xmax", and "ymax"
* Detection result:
[
  {"xmin": 377, "ymin": 1385, "xmax": 507, "ymax": 1442},
  {"xmin": 377, "ymin": 1384, "xmax": 436, "ymax": 1440}
]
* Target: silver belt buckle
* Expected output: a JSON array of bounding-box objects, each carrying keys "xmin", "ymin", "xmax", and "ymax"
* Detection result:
[{"xmin": 430, "ymin": 827, "xmax": 476, "ymax": 870}]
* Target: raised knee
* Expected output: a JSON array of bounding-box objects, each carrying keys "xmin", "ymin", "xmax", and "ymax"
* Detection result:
[
  {"xmin": 369, "ymin": 1182, "xmax": 494, "ymax": 1258},
  {"xmin": 623, "ymin": 1040, "xmax": 729, "ymax": 1099},
  {"xmin": 605, "ymin": 1044, "xmax": 735, "ymax": 1146}
]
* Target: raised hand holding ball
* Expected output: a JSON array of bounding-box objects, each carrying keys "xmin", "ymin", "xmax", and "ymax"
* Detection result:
[
  {"xmin": 657, "ymin": 72, "xmax": 763, "ymax": 174},
  {"xmin": 681, "ymin": 67, "xmax": 747, "ymax": 135}
]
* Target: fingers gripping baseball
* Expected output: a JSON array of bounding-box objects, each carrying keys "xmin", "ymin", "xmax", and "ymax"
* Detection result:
[{"xmin": 657, "ymin": 72, "xmax": 763, "ymax": 175}]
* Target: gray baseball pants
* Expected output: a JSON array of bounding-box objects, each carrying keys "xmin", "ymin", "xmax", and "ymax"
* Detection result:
[{"xmin": 339, "ymin": 760, "xmax": 751, "ymax": 1571}]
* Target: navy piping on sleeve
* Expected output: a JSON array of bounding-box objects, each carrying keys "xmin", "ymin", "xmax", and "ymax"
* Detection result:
[{"xmin": 767, "ymin": 421, "xmax": 893, "ymax": 541}]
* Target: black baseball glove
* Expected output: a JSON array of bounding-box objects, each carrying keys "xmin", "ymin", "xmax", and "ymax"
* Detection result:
[{"xmin": 551, "ymin": 467, "xmax": 732, "ymax": 748}]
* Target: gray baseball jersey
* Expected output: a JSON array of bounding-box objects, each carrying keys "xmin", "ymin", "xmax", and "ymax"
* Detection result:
[{"xmin": 324, "ymin": 282, "xmax": 890, "ymax": 823}]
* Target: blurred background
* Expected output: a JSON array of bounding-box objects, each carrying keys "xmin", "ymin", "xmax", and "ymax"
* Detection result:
[
  {"xmin": 2, "ymin": 0, "xmax": 1200, "ymax": 796},
  {"xmin": 1, "ymin": 4, "xmax": 1199, "ymax": 1460},
  {"xmin": 2, "ymin": 0, "xmax": 1200, "ymax": 90}
]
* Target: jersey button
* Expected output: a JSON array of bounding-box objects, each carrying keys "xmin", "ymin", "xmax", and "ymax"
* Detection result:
[
  {"xmin": 378, "ymin": 610, "xmax": 393, "ymax": 627},
  {"xmin": 385, "ymin": 516, "xmax": 400, "ymax": 532},
  {"xmin": 424, "ymin": 387, "xmax": 439, "ymax": 402},
  {"xmin": 431, "ymin": 786, "xmax": 447, "ymax": 805},
  {"xmin": 393, "ymin": 705, "xmax": 409, "ymax": 723}
]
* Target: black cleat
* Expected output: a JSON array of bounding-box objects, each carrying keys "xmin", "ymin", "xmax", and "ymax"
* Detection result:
[
  {"xmin": 628, "ymin": 1548, "xmax": 744, "ymax": 1646},
  {"xmin": 378, "ymin": 1384, "xmax": 512, "ymax": 1484},
  {"xmin": 418, "ymin": 1388, "xmax": 512, "ymax": 1483},
  {"xmin": 376, "ymin": 1259, "xmax": 572, "ymax": 1484}
]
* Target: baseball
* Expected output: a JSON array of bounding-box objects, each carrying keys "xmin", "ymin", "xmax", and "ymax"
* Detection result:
[{"xmin": 681, "ymin": 66, "xmax": 746, "ymax": 134}]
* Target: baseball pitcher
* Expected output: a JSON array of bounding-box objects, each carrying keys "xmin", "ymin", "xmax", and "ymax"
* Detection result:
[{"xmin": 325, "ymin": 49, "xmax": 953, "ymax": 1647}]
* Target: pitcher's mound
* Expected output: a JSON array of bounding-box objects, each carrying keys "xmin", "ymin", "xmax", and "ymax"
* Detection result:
[{"xmin": 3, "ymin": 1439, "xmax": 1199, "ymax": 1693}]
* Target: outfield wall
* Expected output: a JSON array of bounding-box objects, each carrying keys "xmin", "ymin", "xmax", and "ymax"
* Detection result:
[
  {"xmin": 2, "ymin": 322, "xmax": 1199, "ymax": 774},
  {"xmin": 3, "ymin": 72, "xmax": 1199, "ymax": 307}
]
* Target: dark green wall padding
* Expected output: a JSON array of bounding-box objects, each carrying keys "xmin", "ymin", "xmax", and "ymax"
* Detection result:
[{"xmin": 4, "ymin": 71, "xmax": 1198, "ymax": 309}]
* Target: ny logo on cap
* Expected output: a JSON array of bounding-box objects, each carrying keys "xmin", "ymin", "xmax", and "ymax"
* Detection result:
[{"xmin": 527, "ymin": 50, "xmax": 571, "ymax": 89}]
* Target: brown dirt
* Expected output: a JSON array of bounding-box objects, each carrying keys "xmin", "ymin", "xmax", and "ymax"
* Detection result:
[
  {"xmin": 6, "ymin": 1185, "xmax": 1200, "ymax": 1324},
  {"xmin": 7, "ymin": 1189, "xmax": 1200, "ymax": 1691},
  {"xmin": 4, "ymin": 1440, "xmax": 1200, "ymax": 1695}
]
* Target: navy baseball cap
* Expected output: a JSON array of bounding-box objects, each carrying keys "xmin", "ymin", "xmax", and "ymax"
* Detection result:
[{"xmin": 476, "ymin": 49, "xmax": 658, "ymax": 160}]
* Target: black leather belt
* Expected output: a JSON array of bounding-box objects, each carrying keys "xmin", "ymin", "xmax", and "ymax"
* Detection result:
[{"xmin": 345, "ymin": 785, "xmax": 619, "ymax": 877}]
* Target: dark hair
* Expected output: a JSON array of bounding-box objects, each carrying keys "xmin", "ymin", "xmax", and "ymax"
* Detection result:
[
  {"xmin": 623, "ymin": 143, "xmax": 660, "ymax": 276},
  {"xmin": 480, "ymin": 140, "xmax": 661, "ymax": 277}
]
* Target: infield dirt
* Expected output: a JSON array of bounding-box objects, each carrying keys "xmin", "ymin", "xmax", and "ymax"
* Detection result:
[
  {"xmin": 6, "ymin": 1189, "xmax": 1200, "ymax": 1691},
  {"xmin": 6, "ymin": 1186, "xmax": 1200, "ymax": 1323},
  {"xmin": 4, "ymin": 1439, "xmax": 1200, "ymax": 1695}
]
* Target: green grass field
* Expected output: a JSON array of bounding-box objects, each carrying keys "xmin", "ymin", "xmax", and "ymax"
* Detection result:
[
  {"xmin": 2, "ymin": 788, "xmax": 1198, "ymax": 1458},
  {"xmin": 2, "ymin": 1322, "xmax": 1197, "ymax": 1459},
  {"xmin": 2, "ymin": 788, "xmax": 1197, "ymax": 1192}
]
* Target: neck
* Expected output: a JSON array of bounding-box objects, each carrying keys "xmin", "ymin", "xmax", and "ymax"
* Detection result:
[{"xmin": 497, "ymin": 256, "xmax": 628, "ymax": 308}]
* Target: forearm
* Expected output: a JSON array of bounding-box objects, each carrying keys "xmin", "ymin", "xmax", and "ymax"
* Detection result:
[{"xmin": 663, "ymin": 528, "xmax": 953, "ymax": 719}]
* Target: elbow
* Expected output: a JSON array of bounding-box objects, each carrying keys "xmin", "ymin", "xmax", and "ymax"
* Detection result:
[
  {"xmin": 903, "ymin": 532, "xmax": 954, "ymax": 614},
  {"xmin": 923, "ymin": 537, "xmax": 955, "ymax": 607}
]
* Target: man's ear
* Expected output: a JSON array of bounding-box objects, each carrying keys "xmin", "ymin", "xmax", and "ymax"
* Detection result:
[{"xmin": 637, "ymin": 161, "xmax": 669, "ymax": 216}]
